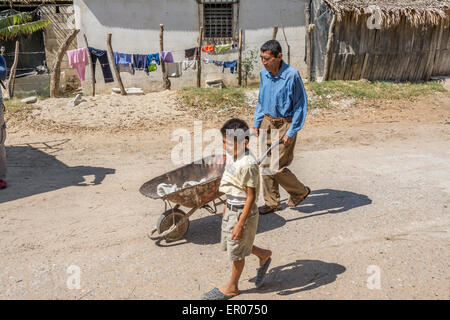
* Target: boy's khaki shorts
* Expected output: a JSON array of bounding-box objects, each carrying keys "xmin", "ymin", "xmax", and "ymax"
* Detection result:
[{"xmin": 221, "ymin": 204, "xmax": 259, "ymax": 261}]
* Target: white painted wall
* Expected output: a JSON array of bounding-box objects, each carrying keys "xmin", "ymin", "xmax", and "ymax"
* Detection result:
[{"xmin": 74, "ymin": 0, "xmax": 307, "ymax": 93}]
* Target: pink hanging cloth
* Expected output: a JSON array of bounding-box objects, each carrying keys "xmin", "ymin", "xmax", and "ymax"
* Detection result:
[{"xmin": 67, "ymin": 47, "xmax": 89, "ymax": 81}]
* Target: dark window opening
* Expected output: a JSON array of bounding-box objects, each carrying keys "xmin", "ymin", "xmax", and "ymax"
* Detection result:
[
  {"xmin": 56, "ymin": 6, "xmax": 60, "ymax": 14},
  {"xmin": 204, "ymin": 3, "xmax": 233, "ymax": 39}
]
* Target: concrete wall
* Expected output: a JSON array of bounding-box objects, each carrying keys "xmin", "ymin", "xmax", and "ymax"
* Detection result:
[{"xmin": 74, "ymin": 0, "xmax": 308, "ymax": 94}]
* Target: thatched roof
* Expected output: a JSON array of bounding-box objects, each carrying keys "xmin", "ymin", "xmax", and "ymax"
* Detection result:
[{"xmin": 323, "ymin": 0, "xmax": 450, "ymax": 26}]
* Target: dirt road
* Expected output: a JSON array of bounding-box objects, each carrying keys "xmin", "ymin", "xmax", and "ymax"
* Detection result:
[{"xmin": 0, "ymin": 90, "xmax": 449, "ymax": 299}]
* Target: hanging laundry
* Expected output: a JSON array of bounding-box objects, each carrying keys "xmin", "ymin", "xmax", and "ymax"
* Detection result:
[
  {"xmin": 202, "ymin": 45, "xmax": 214, "ymax": 53},
  {"xmin": 147, "ymin": 53, "xmax": 161, "ymax": 66},
  {"xmin": 67, "ymin": 47, "xmax": 89, "ymax": 81},
  {"xmin": 147, "ymin": 62, "xmax": 157, "ymax": 72},
  {"xmin": 88, "ymin": 47, "xmax": 114, "ymax": 83},
  {"xmin": 214, "ymin": 60, "xmax": 224, "ymax": 67},
  {"xmin": 223, "ymin": 60, "xmax": 238, "ymax": 73},
  {"xmin": 185, "ymin": 47, "xmax": 199, "ymax": 60},
  {"xmin": 132, "ymin": 54, "xmax": 147, "ymax": 70},
  {"xmin": 114, "ymin": 52, "xmax": 135, "ymax": 74},
  {"xmin": 182, "ymin": 60, "xmax": 197, "ymax": 71},
  {"xmin": 202, "ymin": 58, "xmax": 215, "ymax": 64},
  {"xmin": 160, "ymin": 51, "xmax": 174, "ymax": 63},
  {"xmin": 215, "ymin": 44, "xmax": 232, "ymax": 54},
  {"xmin": 166, "ymin": 62, "xmax": 182, "ymax": 78}
]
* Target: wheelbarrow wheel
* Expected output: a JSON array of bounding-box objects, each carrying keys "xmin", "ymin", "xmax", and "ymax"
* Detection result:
[{"xmin": 156, "ymin": 208, "xmax": 190, "ymax": 241}]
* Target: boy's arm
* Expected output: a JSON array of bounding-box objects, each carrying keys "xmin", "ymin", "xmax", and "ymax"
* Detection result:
[{"xmin": 231, "ymin": 186, "xmax": 256, "ymax": 240}]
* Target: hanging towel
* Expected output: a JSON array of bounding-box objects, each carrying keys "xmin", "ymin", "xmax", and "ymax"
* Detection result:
[
  {"xmin": 203, "ymin": 58, "xmax": 214, "ymax": 64},
  {"xmin": 88, "ymin": 47, "xmax": 114, "ymax": 83},
  {"xmin": 215, "ymin": 44, "xmax": 232, "ymax": 54},
  {"xmin": 114, "ymin": 52, "xmax": 135, "ymax": 74},
  {"xmin": 182, "ymin": 60, "xmax": 197, "ymax": 71},
  {"xmin": 147, "ymin": 62, "xmax": 157, "ymax": 72},
  {"xmin": 202, "ymin": 45, "xmax": 214, "ymax": 53},
  {"xmin": 160, "ymin": 51, "xmax": 174, "ymax": 63},
  {"xmin": 147, "ymin": 53, "xmax": 160, "ymax": 66},
  {"xmin": 223, "ymin": 60, "xmax": 238, "ymax": 73},
  {"xmin": 185, "ymin": 47, "xmax": 199, "ymax": 60},
  {"xmin": 166, "ymin": 62, "xmax": 182, "ymax": 78},
  {"xmin": 132, "ymin": 54, "xmax": 147, "ymax": 70},
  {"xmin": 67, "ymin": 47, "xmax": 89, "ymax": 81}
]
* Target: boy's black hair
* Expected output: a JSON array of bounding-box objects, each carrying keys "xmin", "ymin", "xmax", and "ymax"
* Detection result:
[
  {"xmin": 221, "ymin": 118, "xmax": 250, "ymax": 142},
  {"xmin": 260, "ymin": 40, "xmax": 282, "ymax": 57}
]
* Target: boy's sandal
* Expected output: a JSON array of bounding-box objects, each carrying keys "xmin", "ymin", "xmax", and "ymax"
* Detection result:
[
  {"xmin": 255, "ymin": 257, "xmax": 272, "ymax": 288},
  {"xmin": 200, "ymin": 287, "xmax": 235, "ymax": 300}
]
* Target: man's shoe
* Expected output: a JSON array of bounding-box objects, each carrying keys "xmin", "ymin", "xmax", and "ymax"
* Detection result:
[
  {"xmin": 287, "ymin": 187, "xmax": 311, "ymax": 207},
  {"xmin": 0, "ymin": 179, "xmax": 7, "ymax": 189},
  {"xmin": 258, "ymin": 204, "xmax": 282, "ymax": 215}
]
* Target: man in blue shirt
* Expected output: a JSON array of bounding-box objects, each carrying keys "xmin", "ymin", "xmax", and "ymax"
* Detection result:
[
  {"xmin": 253, "ymin": 40, "xmax": 310, "ymax": 214},
  {"xmin": 0, "ymin": 54, "xmax": 7, "ymax": 189}
]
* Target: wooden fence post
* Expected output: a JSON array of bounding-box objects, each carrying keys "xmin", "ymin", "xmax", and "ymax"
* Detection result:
[
  {"xmin": 272, "ymin": 26, "xmax": 278, "ymax": 40},
  {"xmin": 323, "ymin": 16, "xmax": 336, "ymax": 81},
  {"xmin": 197, "ymin": 27, "xmax": 203, "ymax": 88},
  {"xmin": 83, "ymin": 34, "xmax": 95, "ymax": 96},
  {"xmin": 238, "ymin": 28, "xmax": 243, "ymax": 87},
  {"xmin": 50, "ymin": 29, "xmax": 80, "ymax": 98},
  {"xmin": 107, "ymin": 33, "xmax": 126, "ymax": 95},
  {"xmin": 160, "ymin": 24, "xmax": 171, "ymax": 90},
  {"xmin": 305, "ymin": 2, "xmax": 311, "ymax": 80},
  {"xmin": 8, "ymin": 40, "xmax": 19, "ymax": 98}
]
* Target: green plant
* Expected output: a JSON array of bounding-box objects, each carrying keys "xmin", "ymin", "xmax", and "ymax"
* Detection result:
[
  {"xmin": 0, "ymin": 12, "xmax": 51, "ymax": 40},
  {"xmin": 242, "ymin": 48, "xmax": 259, "ymax": 87}
]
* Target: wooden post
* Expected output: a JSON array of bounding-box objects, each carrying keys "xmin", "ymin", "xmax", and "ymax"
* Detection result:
[
  {"xmin": 160, "ymin": 24, "xmax": 171, "ymax": 90},
  {"xmin": 8, "ymin": 40, "xmax": 19, "ymax": 98},
  {"xmin": 305, "ymin": 2, "xmax": 311, "ymax": 80},
  {"xmin": 107, "ymin": 33, "xmax": 126, "ymax": 95},
  {"xmin": 238, "ymin": 28, "xmax": 243, "ymax": 87},
  {"xmin": 50, "ymin": 29, "xmax": 80, "ymax": 98},
  {"xmin": 83, "ymin": 34, "xmax": 95, "ymax": 96},
  {"xmin": 323, "ymin": 15, "xmax": 336, "ymax": 81},
  {"xmin": 281, "ymin": 24, "xmax": 291, "ymax": 65},
  {"xmin": 272, "ymin": 25, "xmax": 278, "ymax": 40},
  {"xmin": 197, "ymin": 27, "xmax": 203, "ymax": 88}
]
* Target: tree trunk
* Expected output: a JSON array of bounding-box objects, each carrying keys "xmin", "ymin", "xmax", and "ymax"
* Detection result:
[
  {"xmin": 8, "ymin": 40, "xmax": 19, "ymax": 98},
  {"xmin": 50, "ymin": 29, "xmax": 80, "ymax": 98}
]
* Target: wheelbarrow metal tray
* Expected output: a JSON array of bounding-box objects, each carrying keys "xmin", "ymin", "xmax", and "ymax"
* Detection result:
[{"xmin": 139, "ymin": 155, "xmax": 225, "ymax": 208}]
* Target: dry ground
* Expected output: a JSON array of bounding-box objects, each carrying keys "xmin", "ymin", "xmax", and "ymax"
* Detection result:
[{"xmin": 0, "ymin": 87, "xmax": 449, "ymax": 299}]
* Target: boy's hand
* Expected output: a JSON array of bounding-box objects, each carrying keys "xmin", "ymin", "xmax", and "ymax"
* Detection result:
[{"xmin": 231, "ymin": 223, "xmax": 244, "ymax": 240}]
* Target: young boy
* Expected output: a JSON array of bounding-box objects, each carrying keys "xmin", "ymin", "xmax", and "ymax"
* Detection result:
[{"xmin": 201, "ymin": 118, "xmax": 272, "ymax": 300}]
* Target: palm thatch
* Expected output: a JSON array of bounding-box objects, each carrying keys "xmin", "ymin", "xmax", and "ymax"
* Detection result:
[{"xmin": 323, "ymin": 0, "xmax": 450, "ymax": 26}]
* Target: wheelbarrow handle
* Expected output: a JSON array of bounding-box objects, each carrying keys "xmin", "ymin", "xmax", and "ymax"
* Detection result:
[{"xmin": 257, "ymin": 139, "xmax": 283, "ymax": 166}]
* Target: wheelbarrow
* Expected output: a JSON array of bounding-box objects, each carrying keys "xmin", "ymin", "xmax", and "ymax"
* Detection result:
[{"xmin": 139, "ymin": 139, "xmax": 282, "ymax": 242}]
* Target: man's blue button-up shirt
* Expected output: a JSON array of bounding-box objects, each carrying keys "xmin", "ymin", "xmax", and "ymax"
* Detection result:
[{"xmin": 253, "ymin": 60, "xmax": 308, "ymax": 138}]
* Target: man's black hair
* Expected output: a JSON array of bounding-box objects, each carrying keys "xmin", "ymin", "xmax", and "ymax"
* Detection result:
[
  {"xmin": 260, "ymin": 40, "xmax": 282, "ymax": 57},
  {"xmin": 221, "ymin": 118, "xmax": 250, "ymax": 142}
]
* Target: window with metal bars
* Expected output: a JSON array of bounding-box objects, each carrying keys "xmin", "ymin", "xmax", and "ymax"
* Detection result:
[{"xmin": 203, "ymin": 3, "xmax": 233, "ymax": 39}]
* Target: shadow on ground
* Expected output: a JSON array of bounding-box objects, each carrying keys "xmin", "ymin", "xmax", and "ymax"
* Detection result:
[
  {"xmin": 156, "ymin": 188, "xmax": 372, "ymax": 247},
  {"xmin": 244, "ymin": 259, "xmax": 346, "ymax": 296},
  {"xmin": 0, "ymin": 140, "xmax": 115, "ymax": 204}
]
